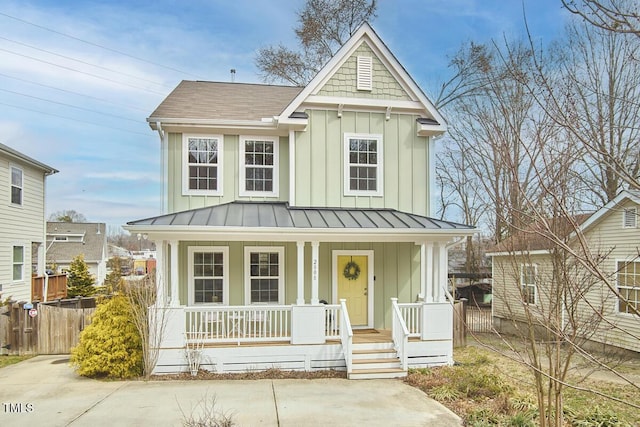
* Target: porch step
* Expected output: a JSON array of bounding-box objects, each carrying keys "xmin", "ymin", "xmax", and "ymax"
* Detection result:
[
  {"xmin": 348, "ymin": 341, "xmax": 406, "ymax": 380},
  {"xmin": 349, "ymin": 367, "xmax": 407, "ymax": 380}
]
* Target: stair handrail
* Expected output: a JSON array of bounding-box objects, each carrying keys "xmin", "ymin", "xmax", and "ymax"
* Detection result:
[
  {"xmin": 391, "ymin": 297, "xmax": 409, "ymax": 371},
  {"xmin": 339, "ymin": 299, "xmax": 353, "ymax": 374}
]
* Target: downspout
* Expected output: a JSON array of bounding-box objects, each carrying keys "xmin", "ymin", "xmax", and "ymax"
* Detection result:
[{"xmin": 155, "ymin": 121, "xmax": 167, "ymax": 214}]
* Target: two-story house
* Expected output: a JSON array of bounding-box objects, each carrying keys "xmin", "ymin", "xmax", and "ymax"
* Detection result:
[
  {"xmin": 126, "ymin": 23, "xmax": 476, "ymax": 378},
  {"xmin": 0, "ymin": 143, "xmax": 58, "ymax": 302}
]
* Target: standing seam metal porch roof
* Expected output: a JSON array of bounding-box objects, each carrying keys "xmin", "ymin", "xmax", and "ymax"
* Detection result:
[{"xmin": 127, "ymin": 201, "xmax": 473, "ymax": 231}]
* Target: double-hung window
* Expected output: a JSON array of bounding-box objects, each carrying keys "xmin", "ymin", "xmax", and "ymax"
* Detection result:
[
  {"xmin": 344, "ymin": 133, "xmax": 383, "ymax": 196},
  {"xmin": 240, "ymin": 136, "xmax": 279, "ymax": 197},
  {"xmin": 10, "ymin": 166, "xmax": 23, "ymax": 205},
  {"xmin": 520, "ymin": 264, "xmax": 537, "ymax": 304},
  {"xmin": 13, "ymin": 245, "xmax": 24, "ymax": 281},
  {"xmin": 188, "ymin": 247, "xmax": 229, "ymax": 305},
  {"xmin": 617, "ymin": 260, "xmax": 639, "ymax": 315},
  {"xmin": 244, "ymin": 247, "xmax": 284, "ymax": 304},
  {"xmin": 183, "ymin": 134, "xmax": 223, "ymax": 195}
]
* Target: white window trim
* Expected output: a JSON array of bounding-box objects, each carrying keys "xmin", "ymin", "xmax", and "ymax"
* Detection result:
[
  {"xmin": 12, "ymin": 244, "xmax": 25, "ymax": 282},
  {"xmin": 187, "ymin": 246, "xmax": 230, "ymax": 305},
  {"xmin": 244, "ymin": 246, "xmax": 285, "ymax": 305},
  {"xmin": 10, "ymin": 165, "xmax": 23, "ymax": 206},
  {"xmin": 239, "ymin": 136, "xmax": 279, "ymax": 197},
  {"xmin": 343, "ymin": 133, "xmax": 384, "ymax": 197},
  {"xmin": 182, "ymin": 133, "xmax": 224, "ymax": 196},
  {"xmin": 615, "ymin": 258, "xmax": 640, "ymax": 316},
  {"xmin": 520, "ymin": 263, "xmax": 537, "ymax": 305},
  {"xmin": 622, "ymin": 207, "xmax": 637, "ymax": 228}
]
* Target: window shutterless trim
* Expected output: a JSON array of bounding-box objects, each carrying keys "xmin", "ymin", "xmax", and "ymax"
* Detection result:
[
  {"xmin": 10, "ymin": 165, "xmax": 23, "ymax": 206},
  {"xmin": 239, "ymin": 136, "xmax": 279, "ymax": 198},
  {"xmin": 343, "ymin": 133, "xmax": 383, "ymax": 197},
  {"xmin": 187, "ymin": 246, "xmax": 229, "ymax": 305},
  {"xmin": 244, "ymin": 246, "xmax": 285, "ymax": 305},
  {"xmin": 182, "ymin": 134, "xmax": 224, "ymax": 196},
  {"xmin": 520, "ymin": 263, "xmax": 537, "ymax": 305}
]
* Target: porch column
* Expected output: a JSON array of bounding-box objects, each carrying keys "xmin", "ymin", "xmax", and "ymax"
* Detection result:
[
  {"xmin": 438, "ymin": 242, "xmax": 448, "ymax": 302},
  {"xmin": 424, "ymin": 242, "xmax": 434, "ymax": 303},
  {"xmin": 169, "ymin": 240, "xmax": 179, "ymax": 307},
  {"xmin": 296, "ymin": 241, "xmax": 305, "ymax": 305},
  {"xmin": 311, "ymin": 241, "xmax": 320, "ymax": 305},
  {"xmin": 156, "ymin": 240, "xmax": 165, "ymax": 305}
]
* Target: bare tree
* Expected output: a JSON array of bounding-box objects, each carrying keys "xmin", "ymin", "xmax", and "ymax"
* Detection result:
[
  {"xmin": 255, "ymin": 0, "xmax": 377, "ymax": 85},
  {"xmin": 562, "ymin": 0, "xmax": 640, "ymax": 35},
  {"xmin": 48, "ymin": 209, "xmax": 87, "ymax": 222}
]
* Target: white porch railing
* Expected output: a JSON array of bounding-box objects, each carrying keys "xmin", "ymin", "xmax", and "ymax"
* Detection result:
[
  {"xmin": 339, "ymin": 299, "xmax": 353, "ymax": 374},
  {"xmin": 391, "ymin": 298, "xmax": 409, "ymax": 371},
  {"xmin": 324, "ymin": 304, "xmax": 341, "ymax": 340},
  {"xmin": 397, "ymin": 302, "xmax": 422, "ymax": 338},
  {"xmin": 185, "ymin": 305, "xmax": 292, "ymax": 344}
]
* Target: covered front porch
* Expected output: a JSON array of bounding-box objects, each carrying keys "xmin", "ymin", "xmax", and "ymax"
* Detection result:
[{"xmin": 125, "ymin": 202, "xmax": 475, "ymax": 378}]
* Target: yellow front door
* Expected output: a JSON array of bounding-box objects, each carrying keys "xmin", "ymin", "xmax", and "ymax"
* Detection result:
[{"xmin": 337, "ymin": 255, "xmax": 368, "ymax": 326}]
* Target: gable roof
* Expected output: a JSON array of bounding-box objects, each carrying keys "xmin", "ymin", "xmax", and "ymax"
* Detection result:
[
  {"xmin": 577, "ymin": 189, "xmax": 640, "ymax": 233},
  {"xmin": 46, "ymin": 222, "xmax": 107, "ymax": 264},
  {"xmin": 277, "ymin": 22, "xmax": 446, "ymax": 134},
  {"xmin": 148, "ymin": 81, "xmax": 303, "ymax": 125},
  {"xmin": 0, "ymin": 142, "xmax": 58, "ymax": 175},
  {"xmin": 487, "ymin": 213, "xmax": 593, "ymax": 255}
]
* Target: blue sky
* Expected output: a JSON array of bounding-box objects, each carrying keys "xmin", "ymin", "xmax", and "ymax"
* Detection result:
[{"xmin": 0, "ymin": 0, "xmax": 568, "ymax": 231}]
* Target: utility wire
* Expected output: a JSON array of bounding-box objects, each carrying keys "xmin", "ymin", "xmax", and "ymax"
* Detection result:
[
  {"xmin": 0, "ymin": 101, "xmax": 151, "ymax": 137},
  {"xmin": 0, "ymin": 47, "xmax": 167, "ymax": 96},
  {"xmin": 0, "ymin": 35, "xmax": 171, "ymax": 89},
  {"xmin": 0, "ymin": 11, "xmax": 203, "ymax": 79},
  {"xmin": 0, "ymin": 71, "xmax": 150, "ymax": 113},
  {"xmin": 0, "ymin": 88, "xmax": 141, "ymax": 123}
]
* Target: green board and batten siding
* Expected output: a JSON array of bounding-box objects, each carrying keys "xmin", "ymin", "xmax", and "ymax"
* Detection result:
[
  {"xmin": 166, "ymin": 133, "xmax": 290, "ymax": 213},
  {"xmin": 177, "ymin": 241, "xmax": 421, "ymax": 329},
  {"xmin": 295, "ymin": 110, "xmax": 430, "ymax": 216}
]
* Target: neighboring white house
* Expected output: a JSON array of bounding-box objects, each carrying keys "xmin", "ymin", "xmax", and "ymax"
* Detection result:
[
  {"xmin": 125, "ymin": 23, "xmax": 476, "ymax": 378},
  {"xmin": 0, "ymin": 143, "xmax": 58, "ymax": 302},
  {"xmin": 489, "ymin": 189, "xmax": 640, "ymax": 353},
  {"xmin": 46, "ymin": 222, "xmax": 108, "ymax": 286}
]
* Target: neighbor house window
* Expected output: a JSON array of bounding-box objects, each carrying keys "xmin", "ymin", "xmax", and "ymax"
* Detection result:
[
  {"xmin": 183, "ymin": 134, "xmax": 223, "ymax": 195},
  {"xmin": 13, "ymin": 245, "xmax": 24, "ymax": 281},
  {"xmin": 617, "ymin": 260, "xmax": 640, "ymax": 315},
  {"xmin": 344, "ymin": 133, "xmax": 383, "ymax": 196},
  {"xmin": 520, "ymin": 264, "xmax": 537, "ymax": 304},
  {"xmin": 244, "ymin": 247, "xmax": 284, "ymax": 304},
  {"xmin": 188, "ymin": 247, "xmax": 229, "ymax": 305},
  {"xmin": 239, "ymin": 136, "xmax": 279, "ymax": 197},
  {"xmin": 10, "ymin": 166, "xmax": 23, "ymax": 205},
  {"xmin": 623, "ymin": 208, "xmax": 637, "ymax": 228}
]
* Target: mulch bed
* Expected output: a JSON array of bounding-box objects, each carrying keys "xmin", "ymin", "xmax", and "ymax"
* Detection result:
[{"xmin": 151, "ymin": 368, "xmax": 347, "ymax": 381}]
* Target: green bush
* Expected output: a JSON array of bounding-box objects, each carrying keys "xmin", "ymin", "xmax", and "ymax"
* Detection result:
[{"xmin": 70, "ymin": 295, "xmax": 142, "ymax": 378}]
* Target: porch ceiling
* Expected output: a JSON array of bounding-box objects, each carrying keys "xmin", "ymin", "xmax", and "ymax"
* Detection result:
[{"xmin": 125, "ymin": 201, "xmax": 476, "ymax": 242}]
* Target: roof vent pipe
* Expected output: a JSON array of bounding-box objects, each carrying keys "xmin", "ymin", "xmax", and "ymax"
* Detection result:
[{"xmin": 230, "ymin": 69, "xmax": 236, "ymax": 82}]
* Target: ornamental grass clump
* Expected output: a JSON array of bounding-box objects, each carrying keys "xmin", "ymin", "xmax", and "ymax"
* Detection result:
[{"xmin": 70, "ymin": 295, "xmax": 143, "ymax": 379}]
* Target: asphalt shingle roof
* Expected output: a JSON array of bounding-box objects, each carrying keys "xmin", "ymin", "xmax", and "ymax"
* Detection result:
[
  {"xmin": 148, "ymin": 81, "xmax": 303, "ymax": 122},
  {"xmin": 46, "ymin": 222, "xmax": 106, "ymax": 263}
]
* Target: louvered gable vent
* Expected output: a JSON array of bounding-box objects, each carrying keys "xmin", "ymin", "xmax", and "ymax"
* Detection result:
[
  {"xmin": 357, "ymin": 56, "xmax": 373, "ymax": 91},
  {"xmin": 623, "ymin": 207, "xmax": 637, "ymax": 228}
]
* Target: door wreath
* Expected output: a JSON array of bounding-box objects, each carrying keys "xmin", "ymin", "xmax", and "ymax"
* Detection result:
[{"xmin": 343, "ymin": 260, "xmax": 361, "ymax": 280}]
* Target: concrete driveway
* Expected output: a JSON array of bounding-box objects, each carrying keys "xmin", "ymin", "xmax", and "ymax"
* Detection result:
[{"xmin": 0, "ymin": 355, "xmax": 461, "ymax": 426}]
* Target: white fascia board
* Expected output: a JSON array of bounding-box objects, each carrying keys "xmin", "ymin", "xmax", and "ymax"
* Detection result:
[
  {"xmin": 304, "ymin": 95, "xmax": 424, "ymax": 112},
  {"xmin": 417, "ymin": 123, "xmax": 447, "ymax": 137},
  {"xmin": 148, "ymin": 118, "xmax": 278, "ymax": 129},
  {"xmin": 486, "ymin": 249, "xmax": 551, "ymax": 257},
  {"xmin": 279, "ymin": 23, "xmax": 446, "ymax": 127},
  {"xmin": 123, "ymin": 225, "xmax": 477, "ymax": 243},
  {"xmin": 576, "ymin": 190, "xmax": 640, "ymax": 234}
]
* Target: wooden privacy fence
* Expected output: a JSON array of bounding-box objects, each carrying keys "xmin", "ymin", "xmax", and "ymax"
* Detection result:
[
  {"xmin": 0, "ymin": 301, "xmax": 95, "ymax": 355},
  {"xmin": 31, "ymin": 274, "xmax": 68, "ymax": 302}
]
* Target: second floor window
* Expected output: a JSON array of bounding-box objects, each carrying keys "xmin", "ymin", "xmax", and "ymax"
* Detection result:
[
  {"xmin": 183, "ymin": 134, "xmax": 223, "ymax": 195},
  {"xmin": 10, "ymin": 166, "xmax": 23, "ymax": 205},
  {"xmin": 240, "ymin": 136, "xmax": 279, "ymax": 197},
  {"xmin": 344, "ymin": 133, "xmax": 383, "ymax": 196}
]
